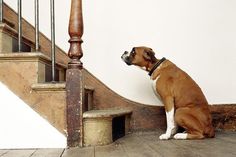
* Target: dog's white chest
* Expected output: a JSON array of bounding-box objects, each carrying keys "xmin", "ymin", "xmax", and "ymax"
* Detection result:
[{"xmin": 151, "ymin": 76, "xmax": 162, "ymax": 100}]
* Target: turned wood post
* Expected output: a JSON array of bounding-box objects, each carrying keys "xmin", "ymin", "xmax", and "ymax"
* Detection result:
[
  {"xmin": 68, "ymin": 0, "xmax": 83, "ymax": 68},
  {"xmin": 66, "ymin": 0, "xmax": 84, "ymax": 147}
]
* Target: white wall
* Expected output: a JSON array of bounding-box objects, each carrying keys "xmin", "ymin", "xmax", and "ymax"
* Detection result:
[
  {"xmin": 5, "ymin": 0, "xmax": 236, "ymax": 105},
  {"xmin": 0, "ymin": 82, "xmax": 66, "ymax": 148}
]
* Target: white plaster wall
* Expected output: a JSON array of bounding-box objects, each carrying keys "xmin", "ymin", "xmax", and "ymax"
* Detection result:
[
  {"xmin": 0, "ymin": 82, "xmax": 67, "ymax": 148},
  {"xmin": 5, "ymin": 0, "xmax": 236, "ymax": 106}
]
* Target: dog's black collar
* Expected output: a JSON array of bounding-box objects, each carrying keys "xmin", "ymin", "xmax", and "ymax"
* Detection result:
[{"xmin": 148, "ymin": 57, "xmax": 166, "ymax": 76}]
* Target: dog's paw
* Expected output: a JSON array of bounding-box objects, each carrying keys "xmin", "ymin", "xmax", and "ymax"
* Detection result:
[
  {"xmin": 173, "ymin": 133, "xmax": 188, "ymax": 140},
  {"xmin": 159, "ymin": 133, "xmax": 171, "ymax": 140}
]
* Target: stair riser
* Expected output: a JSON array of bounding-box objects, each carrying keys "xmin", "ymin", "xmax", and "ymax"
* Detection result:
[
  {"xmin": 0, "ymin": 32, "xmax": 13, "ymax": 52},
  {"xmin": 84, "ymin": 118, "xmax": 112, "ymax": 146},
  {"xmin": 0, "ymin": 25, "xmax": 33, "ymax": 53}
]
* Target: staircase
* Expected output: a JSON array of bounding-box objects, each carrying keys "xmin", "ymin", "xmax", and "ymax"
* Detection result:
[{"xmin": 0, "ymin": 2, "xmax": 135, "ymax": 148}]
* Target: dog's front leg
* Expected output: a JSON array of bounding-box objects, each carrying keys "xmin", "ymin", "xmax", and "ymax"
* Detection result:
[{"xmin": 159, "ymin": 97, "xmax": 177, "ymax": 140}]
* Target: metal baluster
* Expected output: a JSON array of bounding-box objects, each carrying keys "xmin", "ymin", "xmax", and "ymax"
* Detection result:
[
  {"xmin": 35, "ymin": 0, "xmax": 39, "ymax": 51},
  {"xmin": 18, "ymin": 0, "xmax": 22, "ymax": 52},
  {"xmin": 50, "ymin": 0, "xmax": 55, "ymax": 82},
  {"xmin": 0, "ymin": 0, "xmax": 3, "ymax": 23}
]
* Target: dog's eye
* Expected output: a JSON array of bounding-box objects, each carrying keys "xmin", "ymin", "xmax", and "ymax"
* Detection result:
[
  {"xmin": 131, "ymin": 48, "xmax": 135, "ymax": 55},
  {"xmin": 131, "ymin": 51, "xmax": 135, "ymax": 56}
]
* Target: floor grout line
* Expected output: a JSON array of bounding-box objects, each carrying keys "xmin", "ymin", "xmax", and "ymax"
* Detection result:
[
  {"xmin": 29, "ymin": 149, "xmax": 38, "ymax": 157},
  {"xmin": 59, "ymin": 148, "xmax": 66, "ymax": 157},
  {"xmin": 0, "ymin": 150, "xmax": 10, "ymax": 157},
  {"xmin": 93, "ymin": 146, "xmax": 95, "ymax": 157}
]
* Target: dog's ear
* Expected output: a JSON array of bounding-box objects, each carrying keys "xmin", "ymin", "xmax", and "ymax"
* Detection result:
[{"xmin": 143, "ymin": 48, "xmax": 155, "ymax": 61}]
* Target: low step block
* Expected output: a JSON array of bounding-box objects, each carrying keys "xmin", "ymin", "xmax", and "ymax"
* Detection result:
[{"xmin": 83, "ymin": 109, "xmax": 132, "ymax": 146}]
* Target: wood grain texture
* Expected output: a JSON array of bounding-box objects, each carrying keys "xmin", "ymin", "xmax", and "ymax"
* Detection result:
[
  {"xmin": 1, "ymin": 131, "xmax": 236, "ymax": 157},
  {"xmin": 140, "ymin": 132, "xmax": 201, "ymax": 157},
  {"xmin": 1, "ymin": 150, "xmax": 36, "ymax": 157},
  {"xmin": 68, "ymin": 0, "xmax": 83, "ymax": 65},
  {"xmin": 95, "ymin": 143, "xmax": 128, "ymax": 157},
  {"xmin": 66, "ymin": 69, "xmax": 83, "ymax": 147},
  {"xmin": 62, "ymin": 147, "xmax": 94, "ymax": 157},
  {"xmin": 66, "ymin": 0, "xmax": 84, "ymax": 147},
  {"xmin": 119, "ymin": 134, "xmax": 162, "ymax": 157},
  {"xmin": 171, "ymin": 132, "xmax": 236, "ymax": 157}
]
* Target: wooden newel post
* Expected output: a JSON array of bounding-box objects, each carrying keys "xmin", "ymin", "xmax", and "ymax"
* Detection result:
[
  {"xmin": 66, "ymin": 0, "xmax": 84, "ymax": 147},
  {"xmin": 68, "ymin": 0, "xmax": 83, "ymax": 69}
]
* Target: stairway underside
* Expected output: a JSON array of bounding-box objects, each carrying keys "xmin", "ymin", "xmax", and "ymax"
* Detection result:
[{"xmin": 0, "ymin": 52, "xmax": 67, "ymax": 135}]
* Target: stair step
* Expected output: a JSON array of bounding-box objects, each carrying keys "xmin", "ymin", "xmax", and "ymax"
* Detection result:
[
  {"xmin": 0, "ymin": 52, "xmax": 67, "ymax": 82},
  {"xmin": 0, "ymin": 52, "xmax": 66, "ymax": 68},
  {"xmin": 83, "ymin": 108, "xmax": 132, "ymax": 146},
  {"xmin": 84, "ymin": 85, "xmax": 95, "ymax": 92},
  {"xmin": 31, "ymin": 83, "xmax": 66, "ymax": 91},
  {"xmin": 83, "ymin": 109, "xmax": 132, "ymax": 118}
]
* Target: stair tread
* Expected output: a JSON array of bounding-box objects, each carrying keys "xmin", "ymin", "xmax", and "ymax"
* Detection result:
[
  {"xmin": 83, "ymin": 109, "xmax": 132, "ymax": 118},
  {"xmin": 84, "ymin": 85, "xmax": 95, "ymax": 91},
  {"xmin": 0, "ymin": 52, "xmax": 67, "ymax": 68},
  {"xmin": 31, "ymin": 82, "xmax": 66, "ymax": 91},
  {"xmin": 0, "ymin": 52, "xmax": 48, "ymax": 58}
]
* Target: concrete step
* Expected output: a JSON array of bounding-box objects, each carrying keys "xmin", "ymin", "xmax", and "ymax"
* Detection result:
[
  {"xmin": 31, "ymin": 82, "xmax": 66, "ymax": 91},
  {"xmin": 83, "ymin": 108, "xmax": 132, "ymax": 146}
]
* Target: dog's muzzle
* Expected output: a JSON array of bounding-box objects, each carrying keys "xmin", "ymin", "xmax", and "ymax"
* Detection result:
[{"xmin": 121, "ymin": 51, "xmax": 132, "ymax": 65}]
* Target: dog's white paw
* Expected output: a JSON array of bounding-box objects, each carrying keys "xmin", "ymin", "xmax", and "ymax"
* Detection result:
[
  {"xmin": 159, "ymin": 133, "xmax": 171, "ymax": 140},
  {"xmin": 173, "ymin": 133, "xmax": 188, "ymax": 140}
]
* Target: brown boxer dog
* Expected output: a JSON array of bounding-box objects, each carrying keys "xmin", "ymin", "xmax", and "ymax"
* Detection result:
[{"xmin": 121, "ymin": 46, "xmax": 215, "ymax": 140}]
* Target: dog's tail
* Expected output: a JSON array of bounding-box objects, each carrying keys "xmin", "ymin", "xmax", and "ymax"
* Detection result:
[
  {"xmin": 204, "ymin": 125, "xmax": 215, "ymax": 138},
  {"xmin": 203, "ymin": 105, "xmax": 215, "ymax": 138}
]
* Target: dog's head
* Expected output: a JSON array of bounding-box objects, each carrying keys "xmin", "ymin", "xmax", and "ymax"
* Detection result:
[{"xmin": 121, "ymin": 46, "xmax": 157, "ymax": 70}]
